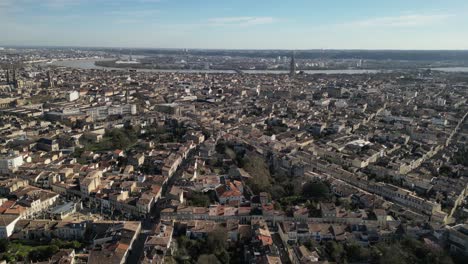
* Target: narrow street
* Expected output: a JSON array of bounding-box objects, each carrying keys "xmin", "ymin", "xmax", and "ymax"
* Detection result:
[
  {"xmin": 126, "ymin": 146, "xmax": 198, "ymax": 263},
  {"xmin": 126, "ymin": 232, "xmax": 148, "ymax": 264},
  {"xmin": 272, "ymin": 233, "xmax": 291, "ymax": 264}
]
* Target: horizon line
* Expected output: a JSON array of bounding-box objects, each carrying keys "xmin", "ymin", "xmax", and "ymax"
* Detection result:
[{"xmin": 1, "ymin": 44, "xmax": 468, "ymax": 52}]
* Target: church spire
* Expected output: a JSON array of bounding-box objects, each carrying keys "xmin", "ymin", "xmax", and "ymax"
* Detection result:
[{"xmin": 289, "ymin": 51, "xmax": 296, "ymax": 77}]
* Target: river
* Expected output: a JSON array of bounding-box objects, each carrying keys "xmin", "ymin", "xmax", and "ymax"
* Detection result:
[{"xmin": 40, "ymin": 58, "xmax": 468, "ymax": 74}]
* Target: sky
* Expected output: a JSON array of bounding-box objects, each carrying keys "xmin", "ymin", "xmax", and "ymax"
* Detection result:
[{"xmin": 1, "ymin": 0, "xmax": 468, "ymax": 50}]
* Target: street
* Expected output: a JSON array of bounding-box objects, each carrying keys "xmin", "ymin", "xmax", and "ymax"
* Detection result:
[{"xmin": 125, "ymin": 146, "xmax": 198, "ymax": 263}]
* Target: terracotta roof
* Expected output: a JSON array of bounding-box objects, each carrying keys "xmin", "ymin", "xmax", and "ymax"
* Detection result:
[{"xmin": 258, "ymin": 234, "xmax": 273, "ymax": 246}]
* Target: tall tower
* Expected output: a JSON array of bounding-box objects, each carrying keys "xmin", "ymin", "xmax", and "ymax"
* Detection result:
[
  {"xmin": 12, "ymin": 68, "xmax": 18, "ymax": 88},
  {"xmin": 6, "ymin": 69, "xmax": 9, "ymax": 83},
  {"xmin": 289, "ymin": 51, "xmax": 296, "ymax": 77},
  {"xmin": 126, "ymin": 87, "xmax": 129, "ymax": 104},
  {"xmin": 47, "ymin": 71, "xmax": 54, "ymax": 88}
]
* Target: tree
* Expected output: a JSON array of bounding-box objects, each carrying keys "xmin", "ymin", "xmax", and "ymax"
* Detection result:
[
  {"xmin": 325, "ymin": 241, "xmax": 344, "ymax": 263},
  {"xmin": 205, "ymin": 228, "xmax": 231, "ymax": 264},
  {"xmin": 439, "ymin": 165, "xmax": 452, "ymax": 176},
  {"xmin": 206, "ymin": 228, "xmax": 228, "ymax": 253},
  {"xmin": 197, "ymin": 254, "xmax": 221, "ymax": 264},
  {"xmin": 370, "ymin": 237, "xmax": 455, "ymax": 264},
  {"xmin": 302, "ymin": 180, "xmax": 330, "ymax": 200},
  {"xmin": 243, "ymin": 152, "xmax": 272, "ymax": 194},
  {"xmin": 453, "ymin": 146, "xmax": 468, "ymax": 166},
  {"xmin": 28, "ymin": 245, "xmax": 59, "ymax": 262},
  {"xmin": 216, "ymin": 249, "xmax": 230, "ymax": 264},
  {"xmin": 187, "ymin": 192, "xmax": 211, "ymax": 207},
  {"xmin": 51, "ymin": 239, "xmax": 82, "ymax": 250},
  {"xmin": 215, "ymin": 142, "xmax": 226, "ymax": 154},
  {"xmin": 379, "ymin": 245, "xmax": 407, "ymax": 264},
  {"xmin": 270, "ymin": 185, "xmax": 286, "ymax": 200},
  {"xmin": 303, "ymin": 240, "xmax": 319, "ymax": 251},
  {"xmin": 176, "ymin": 236, "xmax": 204, "ymax": 262},
  {"xmin": 370, "ymin": 246, "xmax": 383, "ymax": 263},
  {"xmin": 0, "ymin": 239, "xmax": 9, "ymax": 253},
  {"xmin": 345, "ymin": 243, "xmax": 370, "ymax": 262}
]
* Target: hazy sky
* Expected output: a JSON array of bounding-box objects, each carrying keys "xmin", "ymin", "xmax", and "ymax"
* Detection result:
[{"xmin": 1, "ymin": 0, "xmax": 468, "ymax": 49}]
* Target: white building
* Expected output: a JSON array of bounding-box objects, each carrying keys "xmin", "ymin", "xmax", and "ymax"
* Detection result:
[
  {"xmin": 0, "ymin": 215, "xmax": 21, "ymax": 238},
  {"xmin": 437, "ymin": 98, "xmax": 446, "ymax": 106},
  {"xmin": 66, "ymin": 90, "xmax": 80, "ymax": 102},
  {"xmin": 432, "ymin": 117, "xmax": 448, "ymax": 126},
  {"xmin": 85, "ymin": 104, "xmax": 137, "ymax": 120},
  {"xmin": 0, "ymin": 153, "xmax": 24, "ymax": 173},
  {"xmin": 108, "ymin": 104, "xmax": 137, "ymax": 116},
  {"xmin": 19, "ymin": 191, "xmax": 60, "ymax": 219}
]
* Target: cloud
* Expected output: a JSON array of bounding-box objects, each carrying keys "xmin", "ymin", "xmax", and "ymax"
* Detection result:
[
  {"xmin": 44, "ymin": 0, "xmax": 83, "ymax": 8},
  {"xmin": 0, "ymin": 0, "xmax": 17, "ymax": 11},
  {"xmin": 208, "ymin": 16, "xmax": 275, "ymax": 26},
  {"xmin": 346, "ymin": 13, "xmax": 454, "ymax": 28},
  {"xmin": 108, "ymin": 9, "xmax": 159, "ymax": 17},
  {"xmin": 114, "ymin": 18, "xmax": 143, "ymax": 24},
  {"xmin": 0, "ymin": 0, "xmax": 83, "ymax": 10},
  {"xmin": 107, "ymin": 8, "xmax": 160, "ymax": 24},
  {"xmin": 0, "ymin": 0, "xmax": 11, "ymax": 7}
]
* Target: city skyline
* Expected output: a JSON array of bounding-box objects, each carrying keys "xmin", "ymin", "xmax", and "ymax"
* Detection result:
[
  {"xmin": 2, "ymin": 0, "xmax": 468, "ymax": 50},
  {"xmin": 1, "ymin": 2, "xmax": 468, "ymax": 262}
]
